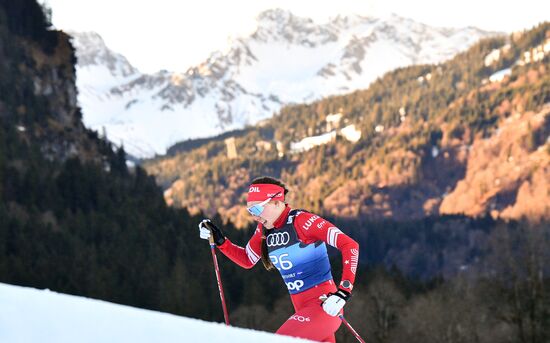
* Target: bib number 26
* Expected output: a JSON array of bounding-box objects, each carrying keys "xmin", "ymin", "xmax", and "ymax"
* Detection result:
[{"xmin": 269, "ymin": 253, "xmax": 293, "ymax": 270}]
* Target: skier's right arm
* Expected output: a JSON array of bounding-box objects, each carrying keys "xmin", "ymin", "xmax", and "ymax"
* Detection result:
[{"xmin": 198, "ymin": 219, "xmax": 262, "ymax": 269}]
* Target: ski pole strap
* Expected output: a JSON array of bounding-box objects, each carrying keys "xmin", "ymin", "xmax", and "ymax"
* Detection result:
[{"xmin": 339, "ymin": 315, "xmax": 366, "ymax": 343}]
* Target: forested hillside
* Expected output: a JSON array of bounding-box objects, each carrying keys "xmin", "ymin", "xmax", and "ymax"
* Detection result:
[
  {"xmin": 0, "ymin": 0, "xmax": 285, "ymax": 323},
  {"xmin": 146, "ymin": 23, "xmax": 550, "ymax": 227}
]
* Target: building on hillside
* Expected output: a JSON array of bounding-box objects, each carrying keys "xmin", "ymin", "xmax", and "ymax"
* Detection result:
[
  {"xmin": 255, "ymin": 140, "xmax": 272, "ymax": 151},
  {"xmin": 326, "ymin": 113, "xmax": 343, "ymax": 132},
  {"xmin": 276, "ymin": 141, "xmax": 285, "ymax": 158},
  {"xmin": 225, "ymin": 137, "xmax": 238, "ymax": 159}
]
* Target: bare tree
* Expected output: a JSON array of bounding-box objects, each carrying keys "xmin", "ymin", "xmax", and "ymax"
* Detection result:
[
  {"xmin": 337, "ymin": 273, "xmax": 404, "ymax": 343},
  {"xmin": 389, "ymin": 276, "xmax": 509, "ymax": 343},
  {"xmin": 485, "ymin": 221, "xmax": 550, "ymax": 343}
]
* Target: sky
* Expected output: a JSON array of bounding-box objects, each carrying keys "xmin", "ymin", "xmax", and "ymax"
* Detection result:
[{"xmin": 44, "ymin": 0, "xmax": 549, "ymax": 73}]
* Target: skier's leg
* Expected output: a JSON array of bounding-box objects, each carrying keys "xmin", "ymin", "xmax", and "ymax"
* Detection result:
[{"xmin": 276, "ymin": 304, "xmax": 341, "ymax": 342}]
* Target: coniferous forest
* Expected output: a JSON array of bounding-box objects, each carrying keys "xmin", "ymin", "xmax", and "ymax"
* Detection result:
[
  {"xmin": 0, "ymin": 1, "xmax": 549, "ymax": 342},
  {"xmin": 148, "ymin": 21, "xmax": 550, "ymax": 228}
]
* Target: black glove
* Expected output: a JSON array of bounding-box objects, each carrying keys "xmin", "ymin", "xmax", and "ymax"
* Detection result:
[
  {"xmin": 332, "ymin": 289, "xmax": 351, "ymax": 301},
  {"xmin": 199, "ymin": 219, "xmax": 226, "ymax": 246}
]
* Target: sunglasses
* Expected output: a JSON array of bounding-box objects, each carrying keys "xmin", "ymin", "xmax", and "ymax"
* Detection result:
[{"xmin": 247, "ymin": 191, "xmax": 282, "ymax": 217}]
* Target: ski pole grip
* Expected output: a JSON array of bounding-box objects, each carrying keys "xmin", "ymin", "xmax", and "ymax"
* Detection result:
[{"xmin": 205, "ymin": 222, "xmax": 215, "ymax": 245}]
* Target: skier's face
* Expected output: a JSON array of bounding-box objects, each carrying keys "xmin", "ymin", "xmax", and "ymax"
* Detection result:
[{"xmin": 246, "ymin": 199, "xmax": 284, "ymax": 229}]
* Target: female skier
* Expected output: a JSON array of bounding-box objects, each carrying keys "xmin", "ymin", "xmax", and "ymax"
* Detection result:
[{"xmin": 199, "ymin": 176, "xmax": 359, "ymax": 342}]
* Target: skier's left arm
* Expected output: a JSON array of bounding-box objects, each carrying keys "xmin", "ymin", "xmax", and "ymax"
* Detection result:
[
  {"xmin": 294, "ymin": 212, "xmax": 359, "ymax": 293},
  {"xmin": 294, "ymin": 212, "xmax": 359, "ymax": 316}
]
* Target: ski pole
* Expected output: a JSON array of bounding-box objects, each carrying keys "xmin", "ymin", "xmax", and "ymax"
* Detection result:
[
  {"xmin": 339, "ymin": 315, "xmax": 365, "ymax": 343},
  {"xmin": 208, "ymin": 234, "xmax": 230, "ymax": 326}
]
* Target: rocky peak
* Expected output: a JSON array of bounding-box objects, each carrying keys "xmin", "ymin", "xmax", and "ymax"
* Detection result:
[
  {"xmin": 69, "ymin": 31, "xmax": 138, "ymax": 77},
  {"xmin": 252, "ymin": 8, "xmax": 336, "ymax": 46},
  {"xmin": 256, "ymin": 8, "xmax": 304, "ymax": 27}
]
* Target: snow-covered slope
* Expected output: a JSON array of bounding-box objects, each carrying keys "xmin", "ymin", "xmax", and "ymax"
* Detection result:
[
  {"xmin": 71, "ymin": 9, "xmax": 498, "ymax": 158},
  {"xmin": 0, "ymin": 283, "xmax": 310, "ymax": 343}
]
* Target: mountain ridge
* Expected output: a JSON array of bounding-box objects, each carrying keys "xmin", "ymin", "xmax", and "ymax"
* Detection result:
[{"xmin": 71, "ymin": 9, "xmax": 498, "ymax": 157}]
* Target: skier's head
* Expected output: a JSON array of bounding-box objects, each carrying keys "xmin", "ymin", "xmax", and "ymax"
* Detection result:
[
  {"xmin": 247, "ymin": 176, "xmax": 289, "ymax": 270},
  {"xmin": 246, "ymin": 178, "xmax": 287, "ymax": 228}
]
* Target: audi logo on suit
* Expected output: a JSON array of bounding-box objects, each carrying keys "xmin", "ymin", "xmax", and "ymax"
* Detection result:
[{"xmin": 267, "ymin": 232, "xmax": 290, "ymax": 247}]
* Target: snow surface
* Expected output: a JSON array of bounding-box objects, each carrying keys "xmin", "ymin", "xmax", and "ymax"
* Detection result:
[
  {"xmin": 290, "ymin": 131, "xmax": 337, "ymax": 152},
  {"xmin": 340, "ymin": 125, "xmax": 361, "ymax": 142},
  {"xmin": 289, "ymin": 124, "xmax": 361, "ymax": 152},
  {"xmin": 489, "ymin": 68, "xmax": 511, "ymax": 83},
  {"xmin": 0, "ymin": 283, "xmax": 311, "ymax": 343}
]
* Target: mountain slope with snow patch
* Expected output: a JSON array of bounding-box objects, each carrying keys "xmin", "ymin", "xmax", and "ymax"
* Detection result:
[{"xmin": 71, "ymin": 10, "xmax": 498, "ymax": 158}]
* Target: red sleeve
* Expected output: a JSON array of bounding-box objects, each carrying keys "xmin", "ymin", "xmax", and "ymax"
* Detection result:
[
  {"xmin": 217, "ymin": 225, "xmax": 263, "ymax": 269},
  {"xmin": 294, "ymin": 212, "xmax": 359, "ymax": 292}
]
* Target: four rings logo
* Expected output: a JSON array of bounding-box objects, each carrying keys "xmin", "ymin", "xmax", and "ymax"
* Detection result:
[{"xmin": 267, "ymin": 232, "xmax": 290, "ymax": 247}]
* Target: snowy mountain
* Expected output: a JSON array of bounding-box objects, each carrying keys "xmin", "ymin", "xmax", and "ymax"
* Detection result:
[
  {"xmin": 71, "ymin": 9, "xmax": 497, "ymax": 158},
  {"xmin": 0, "ymin": 283, "xmax": 310, "ymax": 343}
]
